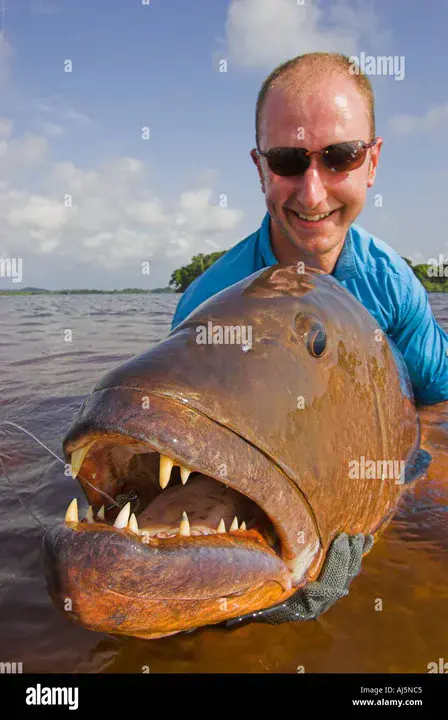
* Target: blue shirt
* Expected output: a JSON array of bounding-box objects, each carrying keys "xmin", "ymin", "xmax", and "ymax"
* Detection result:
[{"xmin": 171, "ymin": 212, "xmax": 448, "ymax": 405}]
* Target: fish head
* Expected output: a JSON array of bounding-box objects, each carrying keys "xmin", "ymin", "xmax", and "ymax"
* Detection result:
[{"xmin": 42, "ymin": 265, "xmax": 420, "ymax": 638}]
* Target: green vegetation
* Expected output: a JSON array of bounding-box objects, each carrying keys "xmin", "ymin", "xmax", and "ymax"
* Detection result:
[
  {"xmin": 169, "ymin": 251, "xmax": 226, "ymax": 292},
  {"xmin": 402, "ymin": 258, "xmax": 448, "ymax": 292},
  {"xmin": 169, "ymin": 252, "xmax": 448, "ymax": 293}
]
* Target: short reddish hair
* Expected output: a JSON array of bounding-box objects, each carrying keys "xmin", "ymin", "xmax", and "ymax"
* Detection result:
[{"xmin": 255, "ymin": 52, "xmax": 376, "ymax": 147}]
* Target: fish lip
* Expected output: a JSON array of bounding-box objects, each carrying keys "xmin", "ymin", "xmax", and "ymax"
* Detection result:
[
  {"xmin": 42, "ymin": 522, "xmax": 295, "ymax": 636},
  {"xmin": 63, "ymin": 387, "xmax": 322, "ymax": 584},
  {"xmin": 43, "ymin": 522, "xmax": 293, "ymax": 599}
]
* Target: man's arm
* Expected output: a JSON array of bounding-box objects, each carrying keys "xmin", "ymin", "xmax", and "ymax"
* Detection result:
[
  {"xmin": 388, "ymin": 266, "xmax": 447, "ymax": 480},
  {"xmin": 389, "ymin": 265, "xmax": 448, "ymax": 406}
]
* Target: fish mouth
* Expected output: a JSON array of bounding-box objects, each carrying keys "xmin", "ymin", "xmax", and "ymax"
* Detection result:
[
  {"xmin": 43, "ymin": 388, "xmax": 322, "ymax": 637},
  {"xmin": 69, "ymin": 448, "xmax": 282, "ymax": 553}
]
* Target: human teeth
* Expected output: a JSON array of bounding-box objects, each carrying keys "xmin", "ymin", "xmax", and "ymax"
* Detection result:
[
  {"xmin": 217, "ymin": 518, "xmax": 226, "ymax": 533},
  {"xmin": 179, "ymin": 511, "xmax": 191, "ymax": 536},
  {"xmin": 97, "ymin": 505, "xmax": 105, "ymax": 521},
  {"xmin": 128, "ymin": 513, "xmax": 139, "ymax": 534},
  {"xmin": 159, "ymin": 455, "xmax": 174, "ymax": 489},
  {"xmin": 180, "ymin": 466, "xmax": 192, "ymax": 485},
  {"xmin": 114, "ymin": 502, "xmax": 131, "ymax": 529},
  {"xmin": 70, "ymin": 440, "xmax": 97, "ymax": 479},
  {"xmin": 297, "ymin": 211, "xmax": 331, "ymax": 222},
  {"xmin": 85, "ymin": 506, "xmax": 94, "ymax": 523},
  {"xmin": 65, "ymin": 498, "xmax": 78, "ymax": 524},
  {"xmin": 230, "ymin": 516, "xmax": 239, "ymax": 531},
  {"xmin": 239, "ymin": 521, "xmax": 247, "ymax": 531}
]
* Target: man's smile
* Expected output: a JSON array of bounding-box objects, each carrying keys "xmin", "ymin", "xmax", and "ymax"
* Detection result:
[{"xmin": 286, "ymin": 207, "xmax": 341, "ymax": 230}]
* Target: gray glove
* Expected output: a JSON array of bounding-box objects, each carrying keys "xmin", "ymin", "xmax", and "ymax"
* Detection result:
[{"xmin": 222, "ymin": 532, "xmax": 374, "ymax": 628}]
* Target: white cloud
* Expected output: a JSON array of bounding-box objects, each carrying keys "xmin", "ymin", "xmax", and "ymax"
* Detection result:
[
  {"xmin": 224, "ymin": 0, "xmax": 385, "ymax": 68},
  {"xmin": 178, "ymin": 189, "xmax": 242, "ymax": 233},
  {"xmin": 64, "ymin": 107, "xmax": 93, "ymax": 125},
  {"xmin": 33, "ymin": 99, "xmax": 55, "ymax": 114},
  {"xmin": 0, "ymin": 133, "xmax": 48, "ymax": 179},
  {"xmin": 389, "ymin": 104, "xmax": 448, "ymax": 136},
  {"xmin": 126, "ymin": 199, "xmax": 168, "ymax": 225},
  {"xmin": 0, "ymin": 123, "xmax": 244, "ymax": 271},
  {"xmin": 0, "ymin": 116, "xmax": 13, "ymax": 138},
  {"xmin": 32, "ymin": 99, "xmax": 94, "ymax": 129},
  {"xmin": 41, "ymin": 121, "xmax": 66, "ymax": 137},
  {"xmin": 6, "ymin": 195, "xmax": 68, "ymax": 232}
]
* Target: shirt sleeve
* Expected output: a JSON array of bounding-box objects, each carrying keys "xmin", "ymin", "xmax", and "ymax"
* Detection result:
[
  {"xmin": 170, "ymin": 274, "xmax": 210, "ymax": 330},
  {"xmin": 390, "ymin": 268, "xmax": 448, "ymax": 405},
  {"xmin": 171, "ymin": 287, "xmax": 193, "ymax": 330}
]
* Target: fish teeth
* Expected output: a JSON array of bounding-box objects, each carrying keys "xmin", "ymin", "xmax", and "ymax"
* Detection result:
[
  {"xmin": 159, "ymin": 455, "xmax": 193, "ymax": 488},
  {"xmin": 180, "ymin": 466, "xmax": 192, "ymax": 485},
  {"xmin": 159, "ymin": 455, "xmax": 174, "ymax": 489},
  {"xmin": 70, "ymin": 440, "xmax": 97, "ymax": 479},
  {"xmin": 230, "ymin": 516, "xmax": 239, "ymax": 531},
  {"xmin": 128, "ymin": 513, "xmax": 139, "ymax": 534},
  {"xmin": 114, "ymin": 502, "xmax": 131, "ymax": 529},
  {"xmin": 85, "ymin": 506, "xmax": 94, "ymax": 523},
  {"xmin": 97, "ymin": 505, "xmax": 105, "ymax": 521},
  {"xmin": 179, "ymin": 511, "xmax": 190, "ymax": 536},
  {"xmin": 138, "ymin": 518, "xmax": 249, "ymax": 540},
  {"xmin": 217, "ymin": 518, "xmax": 226, "ymax": 533},
  {"xmin": 65, "ymin": 498, "xmax": 78, "ymax": 524}
]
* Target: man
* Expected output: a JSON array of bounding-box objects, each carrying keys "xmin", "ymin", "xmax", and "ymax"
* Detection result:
[{"xmin": 171, "ymin": 52, "xmax": 448, "ymax": 628}]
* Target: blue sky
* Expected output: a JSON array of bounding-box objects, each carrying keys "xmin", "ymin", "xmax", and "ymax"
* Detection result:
[{"xmin": 1, "ymin": 0, "xmax": 447, "ymax": 289}]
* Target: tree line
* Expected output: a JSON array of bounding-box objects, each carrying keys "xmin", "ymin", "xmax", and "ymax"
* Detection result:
[{"xmin": 169, "ymin": 252, "xmax": 448, "ymax": 293}]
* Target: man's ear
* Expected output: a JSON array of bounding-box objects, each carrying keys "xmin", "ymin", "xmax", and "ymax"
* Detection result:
[
  {"xmin": 250, "ymin": 149, "xmax": 266, "ymax": 193},
  {"xmin": 367, "ymin": 137, "xmax": 383, "ymax": 187}
]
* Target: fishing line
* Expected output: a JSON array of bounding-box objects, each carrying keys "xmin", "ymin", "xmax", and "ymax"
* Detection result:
[
  {"xmin": 0, "ymin": 421, "xmax": 121, "ymax": 531},
  {"xmin": 0, "ymin": 421, "xmax": 65, "ymax": 463},
  {"xmin": 0, "ymin": 452, "xmax": 48, "ymax": 531}
]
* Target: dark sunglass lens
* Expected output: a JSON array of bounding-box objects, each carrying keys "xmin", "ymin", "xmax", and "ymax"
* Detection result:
[
  {"xmin": 267, "ymin": 148, "xmax": 309, "ymax": 176},
  {"xmin": 325, "ymin": 142, "xmax": 366, "ymax": 171}
]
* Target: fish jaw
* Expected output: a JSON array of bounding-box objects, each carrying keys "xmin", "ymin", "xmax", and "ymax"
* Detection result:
[
  {"xmin": 42, "ymin": 389, "xmax": 322, "ymax": 637},
  {"xmin": 42, "ymin": 519, "xmax": 296, "ymax": 639}
]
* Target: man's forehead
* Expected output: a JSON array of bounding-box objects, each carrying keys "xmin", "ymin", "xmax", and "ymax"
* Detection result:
[{"xmin": 259, "ymin": 76, "xmax": 370, "ymax": 145}]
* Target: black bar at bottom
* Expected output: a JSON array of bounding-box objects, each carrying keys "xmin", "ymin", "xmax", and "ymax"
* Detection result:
[{"xmin": 0, "ymin": 673, "xmax": 446, "ymax": 714}]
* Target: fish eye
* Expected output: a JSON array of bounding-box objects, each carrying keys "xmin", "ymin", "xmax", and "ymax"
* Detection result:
[{"xmin": 307, "ymin": 324, "xmax": 327, "ymax": 358}]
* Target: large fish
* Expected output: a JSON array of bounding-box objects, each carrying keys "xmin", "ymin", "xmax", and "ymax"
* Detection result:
[{"xmin": 42, "ymin": 265, "xmax": 431, "ymax": 639}]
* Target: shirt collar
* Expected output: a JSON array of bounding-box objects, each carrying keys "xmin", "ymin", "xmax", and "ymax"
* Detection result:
[
  {"xmin": 259, "ymin": 211, "xmax": 359, "ymax": 281},
  {"xmin": 332, "ymin": 225, "xmax": 359, "ymax": 281},
  {"xmin": 259, "ymin": 212, "xmax": 278, "ymax": 266}
]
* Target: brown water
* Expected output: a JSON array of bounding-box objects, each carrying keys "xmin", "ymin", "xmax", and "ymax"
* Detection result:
[{"xmin": 0, "ymin": 293, "xmax": 447, "ymax": 673}]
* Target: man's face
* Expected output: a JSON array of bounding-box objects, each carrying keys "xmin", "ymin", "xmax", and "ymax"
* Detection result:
[{"xmin": 251, "ymin": 74, "xmax": 382, "ymax": 258}]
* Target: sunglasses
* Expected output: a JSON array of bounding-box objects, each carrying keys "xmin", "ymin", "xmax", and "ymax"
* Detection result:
[{"xmin": 256, "ymin": 139, "xmax": 377, "ymax": 176}]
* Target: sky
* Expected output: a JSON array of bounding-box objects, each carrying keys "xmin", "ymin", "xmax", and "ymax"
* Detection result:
[{"xmin": 0, "ymin": 0, "xmax": 447, "ymax": 290}]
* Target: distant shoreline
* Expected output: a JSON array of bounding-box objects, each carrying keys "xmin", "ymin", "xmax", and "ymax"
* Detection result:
[{"xmin": 0, "ymin": 287, "xmax": 177, "ymax": 296}]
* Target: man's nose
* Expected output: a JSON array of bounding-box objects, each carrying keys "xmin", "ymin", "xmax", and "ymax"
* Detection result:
[{"xmin": 294, "ymin": 161, "xmax": 328, "ymax": 209}]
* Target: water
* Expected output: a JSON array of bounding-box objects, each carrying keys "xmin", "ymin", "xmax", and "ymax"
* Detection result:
[{"xmin": 0, "ymin": 293, "xmax": 446, "ymax": 673}]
